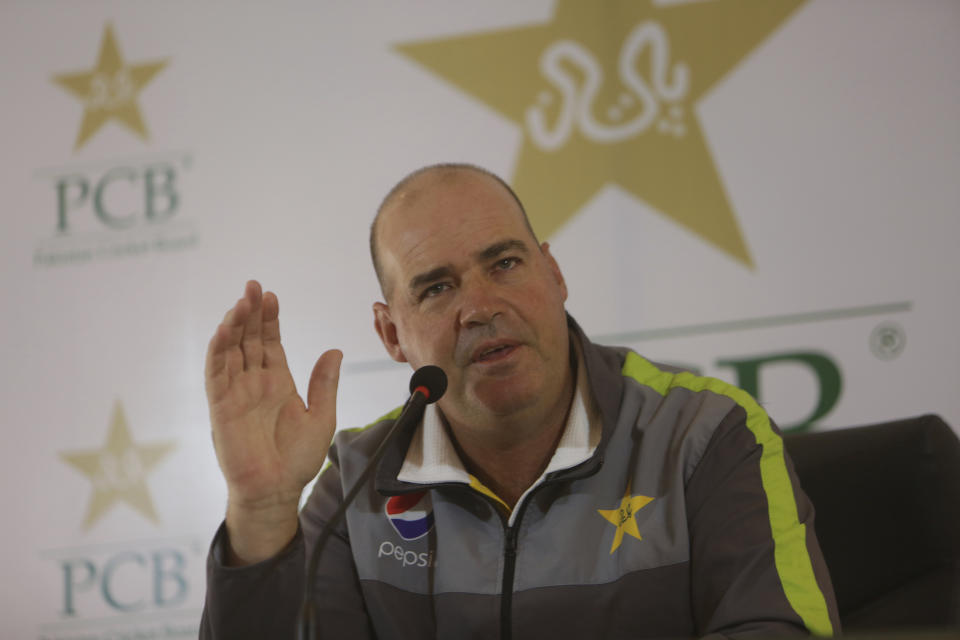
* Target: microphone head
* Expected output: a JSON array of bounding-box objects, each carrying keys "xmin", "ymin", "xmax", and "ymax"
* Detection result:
[{"xmin": 409, "ymin": 365, "xmax": 447, "ymax": 404}]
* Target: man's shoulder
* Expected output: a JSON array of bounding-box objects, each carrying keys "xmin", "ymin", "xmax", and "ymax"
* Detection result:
[
  {"xmin": 571, "ymin": 316, "xmax": 705, "ymax": 395},
  {"xmin": 331, "ymin": 405, "xmax": 404, "ymax": 459},
  {"xmin": 581, "ymin": 329, "xmax": 768, "ymax": 443},
  {"xmin": 582, "ymin": 328, "xmax": 755, "ymax": 414},
  {"xmin": 618, "ymin": 349, "xmax": 760, "ymax": 416}
]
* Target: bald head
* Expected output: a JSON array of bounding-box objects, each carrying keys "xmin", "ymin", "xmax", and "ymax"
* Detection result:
[{"xmin": 370, "ymin": 163, "xmax": 538, "ymax": 299}]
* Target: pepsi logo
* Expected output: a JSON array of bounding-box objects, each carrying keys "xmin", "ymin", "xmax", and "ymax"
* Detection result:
[{"xmin": 385, "ymin": 491, "xmax": 434, "ymax": 541}]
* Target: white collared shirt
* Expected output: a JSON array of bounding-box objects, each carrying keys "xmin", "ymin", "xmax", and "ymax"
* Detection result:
[{"xmin": 397, "ymin": 343, "xmax": 601, "ymax": 525}]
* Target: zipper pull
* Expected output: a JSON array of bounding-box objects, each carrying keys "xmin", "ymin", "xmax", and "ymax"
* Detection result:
[{"xmin": 504, "ymin": 525, "xmax": 518, "ymax": 556}]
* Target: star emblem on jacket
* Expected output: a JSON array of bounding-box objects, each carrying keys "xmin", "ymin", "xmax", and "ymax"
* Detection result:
[{"xmin": 597, "ymin": 483, "xmax": 654, "ymax": 554}]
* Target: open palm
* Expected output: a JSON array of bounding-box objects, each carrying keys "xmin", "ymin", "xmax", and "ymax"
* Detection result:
[{"xmin": 205, "ymin": 281, "xmax": 341, "ymax": 562}]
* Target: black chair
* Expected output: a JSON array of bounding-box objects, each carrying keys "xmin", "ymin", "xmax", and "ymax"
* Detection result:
[{"xmin": 784, "ymin": 414, "xmax": 960, "ymax": 634}]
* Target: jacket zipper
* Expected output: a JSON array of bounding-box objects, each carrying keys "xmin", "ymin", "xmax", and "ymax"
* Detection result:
[
  {"xmin": 499, "ymin": 485, "xmax": 541, "ymax": 640},
  {"xmin": 456, "ymin": 474, "xmax": 602, "ymax": 639},
  {"xmin": 501, "ymin": 524, "xmax": 518, "ymax": 640}
]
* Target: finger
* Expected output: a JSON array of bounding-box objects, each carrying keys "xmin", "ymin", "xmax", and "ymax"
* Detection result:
[
  {"xmin": 207, "ymin": 295, "xmax": 249, "ymax": 383},
  {"xmin": 261, "ymin": 291, "xmax": 288, "ymax": 370},
  {"xmin": 240, "ymin": 280, "xmax": 264, "ymax": 370},
  {"xmin": 306, "ymin": 349, "xmax": 343, "ymax": 429},
  {"xmin": 205, "ymin": 324, "xmax": 231, "ymax": 400}
]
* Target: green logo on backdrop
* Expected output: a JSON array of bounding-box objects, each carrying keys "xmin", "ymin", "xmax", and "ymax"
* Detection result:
[
  {"xmin": 43, "ymin": 403, "xmax": 201, "ymax": 637},
  {"xmin": 578, "ymin": 301, "xmax": 912, "ymax": 433},
  {"xmin": 36, "ymin": 22, "xmax": 197, "ymax": 268},
  {"xmin": 52, "ymin": 158, "xmax": 185, "ymax": 234},
  {"xmin": 35, "ymin": 155, "xmax": 197, "ymax": 267},
  {"xmin": 59, "ymin": 548, "xmax": 190, "ymax": 617},
  {"xmin": 718, "ymin": 351, "xmax": 843, "ymax": 433}
]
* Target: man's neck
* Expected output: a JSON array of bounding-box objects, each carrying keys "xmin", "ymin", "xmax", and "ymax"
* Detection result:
[{"xmin": 444, "ymin": 354, "xmax": 577, "ymax": 509}]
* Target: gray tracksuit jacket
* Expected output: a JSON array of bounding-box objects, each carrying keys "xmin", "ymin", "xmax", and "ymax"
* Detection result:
[{"xmin": 201, "ymin": 320, "xmax": 839, "ymax": 639}]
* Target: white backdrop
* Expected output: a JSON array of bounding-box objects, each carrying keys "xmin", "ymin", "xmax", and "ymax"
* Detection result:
[{"xmin": 2, "ymin": 1, "xmax": 957, "ymax": 638}]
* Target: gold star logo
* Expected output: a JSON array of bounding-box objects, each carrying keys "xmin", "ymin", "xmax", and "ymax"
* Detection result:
[
  {"xmin": 60, "ymin": 401, "xmax": 176, "ymax": 530},
  {"xmin": 52, "ymin": 23, "xmax": 169, "ymax": 151},
  {"xmin": 597, "ymin": 484, "xmax": 654, "ymax": 554},
  {"xmin": 397, "ymin": 1, "xmax": 809, "ymax": 267}
]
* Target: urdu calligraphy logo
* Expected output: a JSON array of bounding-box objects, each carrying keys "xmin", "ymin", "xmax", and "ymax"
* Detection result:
[
  {"xmin": 526, "ymin": 21, "xmax": 690, "ymax": 152},
  {"xmin": 397, "ymin": 0, "xmax": 810, "ymax": 267}
]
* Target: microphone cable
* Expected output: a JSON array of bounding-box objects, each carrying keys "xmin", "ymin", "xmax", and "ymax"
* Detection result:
[{"xmin": 297, "ymin": 365, "xmax": 447, "ymax": 639}]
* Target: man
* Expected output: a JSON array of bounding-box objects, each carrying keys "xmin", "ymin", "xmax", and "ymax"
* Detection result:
[{"xmin": 201, "ymin": 164, "xmax": 839, "ymax": 638}]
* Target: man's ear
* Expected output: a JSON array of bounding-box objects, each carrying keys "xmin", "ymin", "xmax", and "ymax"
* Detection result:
[
  {"xmin": 373, "ymin": 302, "xmax": 408, "ymax": 363},
  {"xmin": 540, "ymin": 242, "xmax": 568, "ymax": 302}
]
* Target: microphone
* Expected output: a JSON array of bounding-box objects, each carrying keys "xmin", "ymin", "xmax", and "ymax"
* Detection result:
[
  {"xmin": 408, "ymin": 364, "xmax": 447, "ymax": 404},
  {"xmin": 298, "ymin": 366, "xmax": 447, "ymax": 639}
]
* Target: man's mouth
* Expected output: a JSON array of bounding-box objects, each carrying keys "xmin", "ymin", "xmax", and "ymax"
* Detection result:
[{"xmin": 471, "ymin": 341, "xmax": 519, "ymax": 364}]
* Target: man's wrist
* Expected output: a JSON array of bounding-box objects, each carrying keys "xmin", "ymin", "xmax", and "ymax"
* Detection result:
[{"xmin": 224, "ymin": 499, "xmax": 300, "ymax": 566}]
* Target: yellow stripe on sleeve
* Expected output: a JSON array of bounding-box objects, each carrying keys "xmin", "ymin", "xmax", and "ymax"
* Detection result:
[{"xmin": 622, "ymin": 352, "xmax": 834, "ymax": 636}]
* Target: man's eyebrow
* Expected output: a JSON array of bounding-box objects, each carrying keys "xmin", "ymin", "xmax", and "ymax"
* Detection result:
[
  {"xmin": 407, "ymin": 240, "xmax": 530, "ymax": 294},
  {"xmin": 409, "ymin": 265, "xmax": 454, "ymax": 293},
  {"xmin": 475, "ymin": 239, "xmax": 529, "ymax": 262}
]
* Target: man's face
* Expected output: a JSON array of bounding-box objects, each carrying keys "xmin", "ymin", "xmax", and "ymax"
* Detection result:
[{"xmin": 373, "ymin": 170, "xmax": 570, "ymax": 430}]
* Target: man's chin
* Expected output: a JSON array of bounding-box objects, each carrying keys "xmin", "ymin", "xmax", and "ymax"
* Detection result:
[{"xmin": 469, "ymin": 380, "xmax": 542, "ymax": 418}]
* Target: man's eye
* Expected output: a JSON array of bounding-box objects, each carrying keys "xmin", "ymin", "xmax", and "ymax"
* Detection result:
[
  {"xmin": 421, "ymin": 283, "xmax": 450, "ymax": 299},
  {"xmin": 495, "ymin": 257, "xmax": 520, "ymax": 271}
]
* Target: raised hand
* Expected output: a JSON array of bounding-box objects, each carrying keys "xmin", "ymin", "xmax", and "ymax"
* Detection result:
[{"xmin": 205, "ymin": 280, "xmax": 342, "ymax": 564}]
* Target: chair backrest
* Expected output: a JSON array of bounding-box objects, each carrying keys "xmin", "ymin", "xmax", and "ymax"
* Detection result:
[{"xmin": 784, "ymin": 414, "xmax": 960, "ymax": 631}]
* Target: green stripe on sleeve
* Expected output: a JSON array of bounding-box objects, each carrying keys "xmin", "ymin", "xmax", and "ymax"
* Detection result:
[
  {"xmin": 343, "ymin": 405, "xmax": 404, "ymax": 433},
  {"xmin": 622, "ymin": 352, "xmax": 834, "ymax": 636},
  {"xmin": 319, "ymin": 406, "xmax": 405, "ymax": 476}
]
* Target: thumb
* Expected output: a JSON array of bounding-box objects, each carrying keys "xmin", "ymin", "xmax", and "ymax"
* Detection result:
[{"xmin": 306, "ymin": 349, "xmax": 343, "ymax": 428}]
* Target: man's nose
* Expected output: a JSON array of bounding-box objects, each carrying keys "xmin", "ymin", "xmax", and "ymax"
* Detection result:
[{"xmin": 458, "ymin": 277, "xmax": 502, "ymax": 327}]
